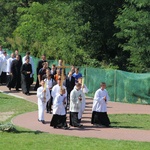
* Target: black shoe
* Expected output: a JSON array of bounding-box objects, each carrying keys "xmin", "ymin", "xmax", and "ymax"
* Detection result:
[
  {"xmin": 49, "ymin": 111, "xmax": 52, "ymax": 114},
  {"xmin": 63, "ymin": 126, "xmax": 70, "ymax": 130},
  {"xmin": 41, "ymin": 120, "xmax": 45, "ymax": 124},
  {"xmin": 46, "ymin": 111, "xmax": 50, "ymax": 113},
  {"xmin": 38, "ymin": 119, "xmax": 41, "ymax": 122}
]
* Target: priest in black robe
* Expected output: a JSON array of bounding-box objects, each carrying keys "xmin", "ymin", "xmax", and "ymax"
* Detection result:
[
  {"xmin": 8, "ymin": 55, "xmax": 22, "ymax": 91},
  {"xmin": 21, "ymin": 56, "xmax": 32, "ymax": 95}
]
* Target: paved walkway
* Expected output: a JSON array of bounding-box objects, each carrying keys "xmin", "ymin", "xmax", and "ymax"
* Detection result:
[{"xmin": 0, "ymin": 85, "xmax": 150, "ymax": 142}]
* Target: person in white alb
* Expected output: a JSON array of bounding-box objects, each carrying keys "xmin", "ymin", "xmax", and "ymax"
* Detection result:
[
  {"xmin": 69, "ymin": 83, "xmax": 84, "ymax": 127},
  {"xmin": 91, "ymin": 82, "xmax": 111, "ymax": 127},
  {"xmin": 77, "ymin": 77, "xmax": 89, "ymax": 124},
  {"xmin": 50, "ymin": 88, "xmax": 69, "ymax": 129},
  {"xmin": 51, "ymin": 77, "xmax": 67, "ymax": 101},
  {"xmin": 6, "ymin": 53, "xmax": 15, "ymax": 90},
  {"xmin": 37, "ymin": 80, "xmax": 50, "ymax": 124}
]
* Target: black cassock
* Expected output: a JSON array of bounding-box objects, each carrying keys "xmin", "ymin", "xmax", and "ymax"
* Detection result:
[
  {"xmin": 21, "ymin": 63, "xmax": 32, "ymax": 94},
  {"xmin": 34, "ymin": 60, "xmax": 47, "ymax": 90},
  {"xmin": 7, "ymin": 59, "xmax": 22, "ymax": 90}
]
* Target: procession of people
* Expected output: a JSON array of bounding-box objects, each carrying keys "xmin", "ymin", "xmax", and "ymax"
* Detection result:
[{"xmin": 0, "ymin": 47, "xmax": 111, "ymax": 130}]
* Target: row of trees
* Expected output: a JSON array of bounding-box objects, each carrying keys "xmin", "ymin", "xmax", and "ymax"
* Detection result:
[{"xmin": 0, "ymin": 0, "xmax": 149, "ymax": 72}]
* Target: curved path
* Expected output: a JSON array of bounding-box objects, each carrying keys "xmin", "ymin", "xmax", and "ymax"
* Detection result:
[{"xmin": 0, "ymin": 85, "xmax": 150, "ymax": 142}]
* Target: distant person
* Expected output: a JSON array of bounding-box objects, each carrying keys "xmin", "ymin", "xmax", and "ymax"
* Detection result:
[
  {"xmin": 66, "ymin": 71, "xmax": 75, "ymax": 105},
  {"xmin": 69, "ymin": 83, "xmax": 84, "ymax": 127},
  {"xmin": 0, "ymin": 51, "xmax": 8, "ymax": 84},
  {"xmin": 72, "ymin": 67, "xmax": 82, "ymax": 84},
  {"xmin": 22, "ymin": 51, "xmax": 34, "ymax": 82},
  {"xmin": 21, "ymin": 56, "xmax": 32, "ymax": 95},
  {"xmin": 34, "ymin": 54, "xmax": 47, "ymax": 90},
  {"xmin": 91, "ymin": 82, "xmax": 111, "ymax": 127},
  {"xmin": 50, "ymin": 88, "xmax": 69, "ymax": 129},
  {"xmin": 8, "ymin": 55, "xmax": 22, "ymax": 91},
  {"xmin": 37, "ymin": 80, "xmax": 50, "ymax": 124},
  {"xmin": 6, "ymin": 53, "xmax": 15, "ymax": 90}
]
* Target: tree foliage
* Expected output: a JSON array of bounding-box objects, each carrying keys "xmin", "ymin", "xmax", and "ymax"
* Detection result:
[{"xmin": 114, "ymin": 0, "xmax": 150, "ymax": 72}]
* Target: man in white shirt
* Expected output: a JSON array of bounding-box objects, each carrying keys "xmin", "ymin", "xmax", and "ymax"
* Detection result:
[{"xmin": 91, "ymin": 82, "xmax": 111, "ymax": 127}]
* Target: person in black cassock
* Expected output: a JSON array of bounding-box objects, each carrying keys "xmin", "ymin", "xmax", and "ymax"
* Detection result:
[
  {"xmin": 21, "ymin": 56, "xmax": 32, "ymax": 95},
  {"xmin": 8, "ymin": 55, "xmax": 22, "ymax": 91},
  {"xmin": 66, "ymin": 71, "xmax": 75, "ymax": 106},
  {"xmin": 34, "ymin": 54, "xmax": 47, "ymax": 90}
]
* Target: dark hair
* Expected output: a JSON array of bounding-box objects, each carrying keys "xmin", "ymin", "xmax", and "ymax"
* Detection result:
[
  {"xmin": 26, "ymin": 51, "xmax": 30, "ymax": 55},
  {"xmin": 25, "ymin": 56, "xmax": 30, "ymax": 60}
]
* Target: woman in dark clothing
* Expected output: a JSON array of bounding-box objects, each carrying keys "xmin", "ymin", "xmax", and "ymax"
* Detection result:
[{"xmin": 21, "ymin": 56, "xmax": 32, "ymax": 95}]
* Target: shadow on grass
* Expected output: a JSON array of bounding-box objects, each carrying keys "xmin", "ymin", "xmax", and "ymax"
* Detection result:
[
  {"xmin": 110, "ymin": 121, "xmax": 143, "ymax": 129},
  {"xmin": 3, "ymin": 128, "xmax": 45, "ymax": 134}
]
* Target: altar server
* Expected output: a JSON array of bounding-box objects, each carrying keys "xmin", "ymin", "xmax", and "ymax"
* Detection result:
[
  {"xmin": 91, "ymin": 82, "xmax": 110, "ymax": 127},
  {"xmin": 37, "ymin": 80, "xmax": 50, "ymax": 124}
]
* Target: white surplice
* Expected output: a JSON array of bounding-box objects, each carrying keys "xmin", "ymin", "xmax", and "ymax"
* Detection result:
[
  {"xmin": 37, "ymin": 86, "xmax": 50, "ymax": 120},
  {"xmin": 6, "ymin": 57, "xmax": 15, "ymax": 75},
  {"xmin": 92, "ymin": 88, "xmax": 110, "ymax": 112},
  {"xmin": 51, "ymin": 84, "xmax": 67, "ymax": 100},
  {"xmin": 69, "ymin": 88, "xmax": 83, "ymax": 113},
  {"xmin": 78, "ymin": 84, "xmax": 89, "ymax": 119},
  {"xmin": 53, "ymin": 94, "xmax": 67, "ymax": 115}
]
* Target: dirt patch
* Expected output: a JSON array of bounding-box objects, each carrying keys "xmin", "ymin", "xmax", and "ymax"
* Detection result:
[{"xmin": 0, "ymin": 112, "xmax": 14, "ymax": 122}]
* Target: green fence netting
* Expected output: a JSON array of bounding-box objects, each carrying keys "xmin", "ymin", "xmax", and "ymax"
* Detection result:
[{"xmin": 5, "ymin": 49, "xmax": 150, "ymax": 104}]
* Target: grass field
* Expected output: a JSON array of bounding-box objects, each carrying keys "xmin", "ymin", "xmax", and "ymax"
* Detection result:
[{"xmin": 0, "ymin": 92, "xmax": 150, "ymax": 150}]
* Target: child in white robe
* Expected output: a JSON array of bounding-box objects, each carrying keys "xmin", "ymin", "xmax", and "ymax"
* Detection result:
[
  {"xmin": 91, "ymin": 82, "xmax": 110, "ymax": 127},
  {"xmin": 50, "ymin": 88, "xmax": 69, "ymax": 129},
  {"xmin": 37, "ymin": 80, "xmax": 50, "ymax": 124}
]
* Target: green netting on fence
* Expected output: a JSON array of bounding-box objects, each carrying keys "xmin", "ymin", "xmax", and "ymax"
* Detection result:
[{"xmin": 5, "ymin": 49, "xmax": 150, "ymax": 104}]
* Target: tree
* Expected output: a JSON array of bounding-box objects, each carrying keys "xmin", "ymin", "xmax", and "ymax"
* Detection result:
[
  {"xmin": 12, "ymin": 1, "xmax": 90, "ymax": 66},
  {"xmin": 114, "ymin": 0, "xmax": 150, "ymax": 72}
]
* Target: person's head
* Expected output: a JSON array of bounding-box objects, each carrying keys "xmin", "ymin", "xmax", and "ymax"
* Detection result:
[
  {"xmin": 25, "ymin": 56, "xmax": 30, "ymax": 63},
  {"xmin": 16, "ymin": 55, "xmax": 20, "ymax": 60},
  {"xmin": 3, "ymin": 51, "xmax": 7, "ymax": 56},
  {"xmin": 40, "ymin": 80, "xmax": 45, "ymax": 86},
  {"xmin": 68, "ymin": 71, "xmax": 73, "ymax": 77},
  {"xmin": 26, "ymin": 51, "xmax": 30, "ymax": 56},
  {"xmin": 41, "ymin": 54, "xmax": 46, "ymax": 61},
  {"xmin": 42, "ymin": 62, "xmax": 47, "ymax": 69},
  {"xmin": 100, "ymin": 82, "xmax": 106, "ymax": 90},
  {"xmin": 71, "ymin": 65, "xmax": 75, "ymax": 72},
  {"xmin": 75, "ymin": 83, "xmax": 82, "ymax": 90},
  {"xmin": 56, "ymin": 69, "xmax": 61, "ymax": 75},
  {"xmin": 60, "ymin": 88, "xmax": 66, "ymax": 95},
  {"xmin": 51, "ymin": 64, "xmax": 56, "ymax": 70},
  {"xmin": 78, "ymin": 77, "xmax": 82, "ymax": 84},
  {"xmin": 11, "ymin": 53, "xmax": 15, "ymax": 58},
  {"xmin": 46, "ymin": 68, "xmax": 51, "ymax": 76},
  {"xmin": 58, "ymin": 59, "xmax": 63, "ymax": 66},
  {"xmin": 15, "ymin": 49, "xmax": 19, "ymax": 55},
  {"xmin": 57, "ymin": 77, "xmax": 61, "ymax": 85},
  {"xmin": 75, "ymin": 67, "xmax": 79, "ymax": 74},
  {"xmin": 47, "ymin": 74, "xmax": 51, "ymax": 79}
]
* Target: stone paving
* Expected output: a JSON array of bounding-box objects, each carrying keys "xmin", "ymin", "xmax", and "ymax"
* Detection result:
[{"xmin": 0, "ymin": 85, "xmax": 150, "ymax": 142}]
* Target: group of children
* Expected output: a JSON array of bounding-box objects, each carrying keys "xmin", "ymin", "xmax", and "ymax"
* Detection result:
[{"xmin": 37, "ymin": 77, "xmax": 89, "ymax": 129}]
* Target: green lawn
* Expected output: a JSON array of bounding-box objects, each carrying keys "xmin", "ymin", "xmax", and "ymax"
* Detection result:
[{"xmin": 0, "ymin": 92, "xmax": 150, "ymax": 150}]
